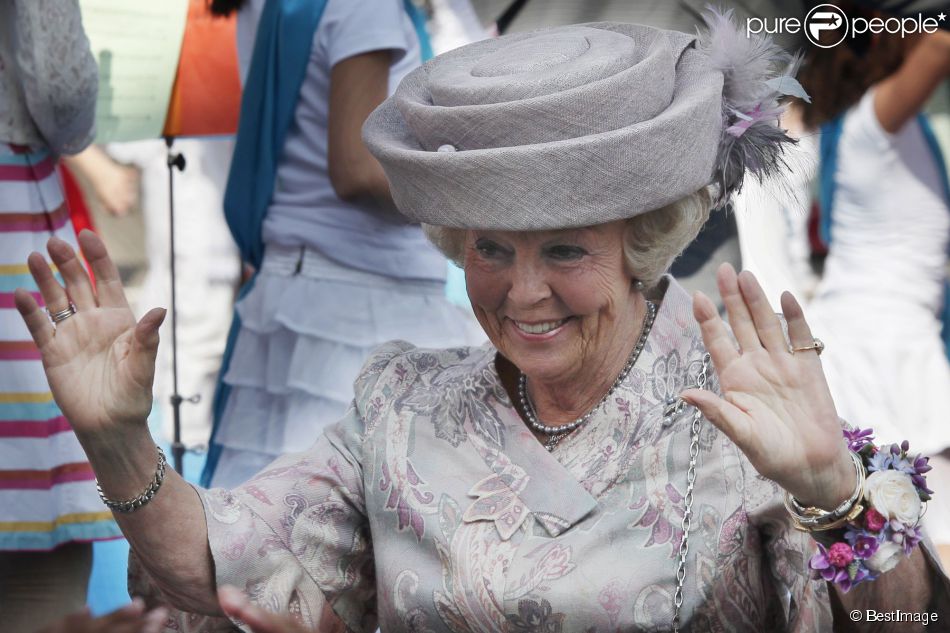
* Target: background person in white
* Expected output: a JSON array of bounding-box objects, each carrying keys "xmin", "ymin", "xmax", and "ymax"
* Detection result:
[
  {"xmin": 800, "ymin": 28, "xmax": 950, "ymax": 565},
  {"xmin": 205, "ymin": 0, "xmax": 481, "ymax": 489}
]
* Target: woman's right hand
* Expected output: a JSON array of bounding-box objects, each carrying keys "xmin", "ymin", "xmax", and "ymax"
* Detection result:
[{"xmin": 14, "ymin": 230, "xmax": 165, "ymax": 439}]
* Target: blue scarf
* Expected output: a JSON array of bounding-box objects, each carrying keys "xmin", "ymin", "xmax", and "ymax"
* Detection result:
[
  {"xmin": 202, "ymin": 0, "xmax": 433, "ymax": 485},
  {"xmin": 819, "ymin": 112, "xmax": 950, "ymax": 360},
  {"xmin": 222, "ymin": 0, "xmax": 329, "ymax": 270}
]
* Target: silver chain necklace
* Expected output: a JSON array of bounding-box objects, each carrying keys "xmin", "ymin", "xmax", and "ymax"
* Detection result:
[
  {"xmin": 517, "ymin": 301, "xmax": 657, "ymax": 451},
  {"xmin": 671, "ymin": 352, "xmax": 710, "ymax": 633}
]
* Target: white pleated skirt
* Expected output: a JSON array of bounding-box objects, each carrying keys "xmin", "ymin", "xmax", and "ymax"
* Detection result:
[{"xmin": 209, "ymin": 244, "xmax": 484, "ymax": 488}]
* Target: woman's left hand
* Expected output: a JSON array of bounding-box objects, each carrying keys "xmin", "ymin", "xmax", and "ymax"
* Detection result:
[{"xmin": 681, "ymin": 263, "xmax": 854, "ymax": 510}]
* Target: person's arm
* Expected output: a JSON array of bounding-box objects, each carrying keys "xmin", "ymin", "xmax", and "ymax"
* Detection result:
[
  {"xmin": 874, "ymin": 31, "xmax": 950, "ymax": 134},
  {"xmin": 12, "ymin": 0, "xmax": 99, "ymax": 154},
  {"xmin": 14, "ymin": 232, "xmax": 222, "ymax": 615},
  {"xmin": 327, "ymin": 50, "xmax": 401, "ymax": 214},
  {"xmin": 831, "ymin": 548, "xmax": 945, "ymax": 632},
  {"xmin": 16, "ymin": 232, "xmax": 374, "ymax": 629},
  {"xmin": 683, "ymin": 264, "xmax": 949, "ymax": 631},
  {"xmin": 63, "ymin": 146, "xmax": 140, "ymax": 217}
]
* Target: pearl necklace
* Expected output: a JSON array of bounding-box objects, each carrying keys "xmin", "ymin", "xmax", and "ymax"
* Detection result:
[{"xmin": 517, "ymin": 301, "xmax": 657, "ymax": 451}]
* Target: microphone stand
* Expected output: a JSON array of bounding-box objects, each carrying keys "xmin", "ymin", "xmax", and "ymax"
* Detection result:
[{"xmin": 163, "ymin": 136, "xmax": 192, "ymax": 475}]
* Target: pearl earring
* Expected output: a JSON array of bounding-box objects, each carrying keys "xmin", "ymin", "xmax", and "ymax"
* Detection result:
[{"xmin": 633, "ymin": 280, "xmax": 645, "ymax": 291}]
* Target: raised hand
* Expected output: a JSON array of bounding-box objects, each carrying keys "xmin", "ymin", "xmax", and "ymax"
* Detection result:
[
  {"xmin": 681, "ymin": 263, "xmax": 854, "ymax": 511},
  {"xmin": 13, "ymin": 230, "xmax": 165, "ymax": 439}
]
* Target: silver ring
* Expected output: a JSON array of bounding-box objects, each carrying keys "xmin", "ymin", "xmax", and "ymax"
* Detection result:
[
  {"xmin": 47, "ymin": 304, "xmax": 76, "ymax": 324},
  {"xmin": 790, "ymin": 337, "xmax": 824, "ymax": 356}
]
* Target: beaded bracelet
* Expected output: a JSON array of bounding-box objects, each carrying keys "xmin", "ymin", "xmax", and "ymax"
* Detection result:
[
  {"xmin": 798, "ymin": 428, "xmax": 932, "ymax": 592},
  {"xmin": 96, "ymin": 445, "xmax": 167, "ymax": 514}
]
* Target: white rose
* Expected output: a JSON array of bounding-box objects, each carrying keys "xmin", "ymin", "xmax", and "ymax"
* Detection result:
[
  {"xmin": 865, "ymin": 541, "xmax": 903, "ymax": 573},
  {"xmin": 865, "ymin": 470, "xmax": 922, "ymax": 525}
]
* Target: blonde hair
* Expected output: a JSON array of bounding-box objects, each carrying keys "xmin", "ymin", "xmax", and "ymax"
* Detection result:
[{"xmin": 423, "ymin": 188, "xmax": 713, "ymax": 289}]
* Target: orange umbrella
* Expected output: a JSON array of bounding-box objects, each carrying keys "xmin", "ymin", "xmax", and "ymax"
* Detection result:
[{"xmin": 163, "ymin": 0, "xmax": 241, "ymax": 138}]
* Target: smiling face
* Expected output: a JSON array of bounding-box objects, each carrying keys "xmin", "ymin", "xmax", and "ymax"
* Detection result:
[{"xmin": 464, "ymin": 221, "xmax": 645, "ymax": 398}]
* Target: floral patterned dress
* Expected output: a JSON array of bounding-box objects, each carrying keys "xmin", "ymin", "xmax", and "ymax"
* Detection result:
[{"xmin": 142, "ymin": 278, "xmax": 841, "ymax": 632}]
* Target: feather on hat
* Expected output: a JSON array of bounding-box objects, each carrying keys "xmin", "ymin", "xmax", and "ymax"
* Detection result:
[{"xmin": 699, "ymin": 6, "xmax": 808, "ymax": 204}]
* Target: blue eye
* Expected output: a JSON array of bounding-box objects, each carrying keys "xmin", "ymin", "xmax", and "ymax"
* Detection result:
[{"xmin": 546, "ymin": 245, "xmax": 586, "ymax": 261}]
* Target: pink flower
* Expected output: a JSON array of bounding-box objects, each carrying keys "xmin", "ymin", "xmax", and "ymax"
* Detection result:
[
  {"xmin": 865, "ymin": 508, "xmax": 886, "ymax": 532},
  {"xmin": 827, "ymin": 542, "xmax": 855, "ymax": 567}
]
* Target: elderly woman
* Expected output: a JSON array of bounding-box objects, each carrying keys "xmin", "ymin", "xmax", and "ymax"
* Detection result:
[{"xmin": 13, "ymin": 11, "xmax": 950, "ymax": 633}]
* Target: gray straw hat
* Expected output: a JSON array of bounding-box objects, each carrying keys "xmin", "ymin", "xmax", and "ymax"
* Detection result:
[{"xmin": 363, "ymin": 9, "xmax": 805, "ymax": 230}]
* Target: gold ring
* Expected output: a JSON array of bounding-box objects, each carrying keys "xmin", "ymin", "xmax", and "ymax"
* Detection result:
[{"xmin": 791, "ymin": 337, "xmax": 824, "ymax": 356}]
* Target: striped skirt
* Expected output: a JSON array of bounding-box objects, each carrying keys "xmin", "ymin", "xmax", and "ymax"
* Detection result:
[{"xmin": 0, "ymin": 143, "xmax": 119, "ymax": 550}]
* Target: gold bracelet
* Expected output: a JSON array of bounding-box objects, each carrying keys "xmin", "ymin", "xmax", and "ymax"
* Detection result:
[{"xmin": 784, "ymin": 451, "xmax": 865, "ymax": 531}]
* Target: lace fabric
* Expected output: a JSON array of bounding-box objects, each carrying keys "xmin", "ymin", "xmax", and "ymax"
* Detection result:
[{"xmin": 0, "ymin": 0, "xmax": 98, "ymax": 154}]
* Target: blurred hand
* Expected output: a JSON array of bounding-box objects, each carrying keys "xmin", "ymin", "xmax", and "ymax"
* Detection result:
[
  {"xmin": 218, "ymin": 587, "xmax": 314, "ymax": 633},
  {"xmin": 37, "ymin": 600, "xmax": 167, "ymax": 633},
  {"xmin": 14, "ymin": 231, "xmax": 164, "ymax": 439},
  {"xmin": 218, "ymin": 587, "xmax": 349, "ymax": 633},
  {"xmin": 682, "ymin": 264, "xmax": 854, "ymax": 511}
]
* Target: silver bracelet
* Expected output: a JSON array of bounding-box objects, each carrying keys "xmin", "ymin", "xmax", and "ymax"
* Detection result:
[{"xmin": 96, "ymin": 445, "xmax": 167, "ymax": 514}]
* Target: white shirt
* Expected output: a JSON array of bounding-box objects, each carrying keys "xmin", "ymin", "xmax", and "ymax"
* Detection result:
[
  {"xmin": 237, "ymin": 0, "xmax": 447, "ymax": 281},
  {"xmin": 817, "ymin": 89, "xmax": 949, "ymax": 318}
]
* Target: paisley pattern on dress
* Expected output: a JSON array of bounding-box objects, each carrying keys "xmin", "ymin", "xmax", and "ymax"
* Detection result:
[{"xmin": 131, "ymin": 277, "xmax": 847, "ymax": 633}]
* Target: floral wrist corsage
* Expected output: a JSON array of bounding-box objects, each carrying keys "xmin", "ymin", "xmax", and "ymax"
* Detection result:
[{"xmin": 807, "ymin": 427, "xmax": 932, "ymax": 592}]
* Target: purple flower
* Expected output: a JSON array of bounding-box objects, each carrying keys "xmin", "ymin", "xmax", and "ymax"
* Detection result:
[
  {"xmin": 843, "ymin": 427, "xmax": 875, "ymax": 452},
  {"xmin": 868, "ymin": 450, "xmax": 894, "ymax": 473},
  {"xmin": 892, "ymin": 456, "xmax": 916, "ymax": 475},
  {"xmin": 912, "ymin": 474, "xmax": 934, "ymax": 496},
  {"xmin": 809, "ymin": 544, "xmax": 839, "ymax": 582},
  {"xmin": 845, "ymin": 528, "xmax": 883, "ymax": 558},
  {"xmin": 851, "ymin": 534, "xmax": 880, "ymax": 559},
  {"xmin": 832, "ymin": 565, "xmax": 870, "ymax": 593},
  {"xmin": 842, "ymin": 565, "xmax": 871, "ymax": 592},
  {"xmin": 914, "ymin": 455, "xmax": 932, "ymax": 474},
  {"xmin": 890, "ymin": 523, "xmax": 924, "ymax": 555},
  {"xmin": 833, "ymin": 569, "xmax": 851, "ymax": 590},
  {"xmin": 909, "ymin": 455, "xmax": 934, "ymax": 495},
  {"xmin": 835, "ymin": 561, "xmax": 873, "ymax": 592}
]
